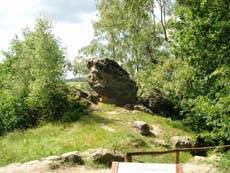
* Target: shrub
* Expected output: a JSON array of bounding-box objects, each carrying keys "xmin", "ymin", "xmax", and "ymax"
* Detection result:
[{"xmin": 61, "ymin": 101, "xmax": 88, "ymax": 123}]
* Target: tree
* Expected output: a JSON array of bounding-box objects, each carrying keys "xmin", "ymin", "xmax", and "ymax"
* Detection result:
[
  {"xmin": 173, "ymin": 0, "xmax": 230, "ymax": 145},
  {"xmin": 0, "ymin": 16, "xmax": 67, "ymax": 132},
  {"xmin": 76, "ymin": 0, "xmax": 173, "ymax": 76}
]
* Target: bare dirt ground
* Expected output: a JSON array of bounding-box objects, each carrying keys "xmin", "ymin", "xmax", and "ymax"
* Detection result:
[{"xmin": 0, "ymin": 163, "xmax": 110, "ymax": 173}]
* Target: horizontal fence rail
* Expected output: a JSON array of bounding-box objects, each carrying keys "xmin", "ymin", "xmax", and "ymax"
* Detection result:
[{"xmin": 125, "ymin": 145, "xmax": 230, "ymax": 163}]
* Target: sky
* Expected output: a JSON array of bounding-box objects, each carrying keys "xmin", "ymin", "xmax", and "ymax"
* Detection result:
[{"xmin": 0, "ymin": 0, "xmax": 97, "ymax": 78}]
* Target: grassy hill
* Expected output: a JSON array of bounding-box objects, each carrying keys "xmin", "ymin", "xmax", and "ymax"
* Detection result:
[{"xmin": 0, "ymin": 103, "xmax": 195, "ymax": 167}]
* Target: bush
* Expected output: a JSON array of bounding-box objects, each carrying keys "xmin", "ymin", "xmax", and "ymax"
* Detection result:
[
  {"xmin": 0, "ymin": 16, "xmax": 68, "ymax": 134},
  {"xmin": 0, "ymin": 116, "xmax": 5, "ymax": 135},
  {"xmin": 217, "ymin": 151, "xmax": 230, "ymax": 173},
  {"xmin": 61, "ymin": 101, "xmax": 88, "ymax": 122},
  {"xmin": 135, "ymin": 58, "xmax": 195, "ymax": 110},
  {"xmin": 135, "ymin": 58, "xmax": 230, "ymax": 145},
  {"xmin": 182, "ymin": 96, "xmax": 230, "ymax": 146}
]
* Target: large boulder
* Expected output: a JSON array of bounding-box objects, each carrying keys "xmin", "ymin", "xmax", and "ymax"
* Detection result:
[
  {"xmin": 140, "ymin": 91, "xmax": 177, "ymax": 118},
  {"xmin": 87, "ymin": 58, "xmax": 138, "ymax": 105}
]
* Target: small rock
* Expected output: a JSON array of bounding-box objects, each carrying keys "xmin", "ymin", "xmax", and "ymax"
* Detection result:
[
  {"xmin": 61, "ymin": 151, "xmax": 84, "ymax": 165},
  {"xmin": 133, "ymin": 121, "xmax": 152, "ymax": 136},
  {"xmin": 134, "ymin": 105, "xmax": 153, "ymax": 114},
  {"xmin": 171, "ymin": 136, "xmax": 195, "ymax": 149},
  {"xmin": 91, "ymin": 148, "xmax": 124, "ymax": 166}
]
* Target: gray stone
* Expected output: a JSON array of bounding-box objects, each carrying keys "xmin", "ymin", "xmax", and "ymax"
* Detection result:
[
  {"xmin": 134, "ymin": 105, "xmax": 153, "ymax": 114},
  {"xmin": 61, "ymin": 151, "xmax": 84, "ymax": 164},
  {"xmin": 91, "ymin": 148, "xmax": 124, "ymax": 165},
  {"xmin": 87, "ymin": 58, "xmax": 138, "ymax": 105},
  {"xmin": 133, "ymin": 121, "xmax": 152, "ymax": 136},
  {"xmin": 70, "ymin": 88, "xmax": 100, "ymax": 106},
  {"xmin": 171, "ymin": 136, "xmax": 195, "ymax": 149},
  {"xmin": 140, "ymin": 91, "xmax": 177, "ymax": 118}
]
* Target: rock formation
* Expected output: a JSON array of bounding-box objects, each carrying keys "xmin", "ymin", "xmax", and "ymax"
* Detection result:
[
  {"xmin": 140, "ymin": 91, "xmax": 177, "ymax": 118},
  {"xmin": 69, "ymin": 88, "xmax": 100, "ymax": 106},
  {"xmin": 87, "ymin": 58, "xmax": 177, "ymax": 118},
  {"xmin": 133, "ymin": 121, "xmax": 153, "ymax": 136},
  {"xmin": 87, "ymin": 58, "xmax": 138, "ymax": 105},
  {"xmin": 171, "ymin": 136, "xmax": 195, "ymax": 149},
  {"xmin": 91, "ymin": 148, "xmax": 124, "ymax": 166}
]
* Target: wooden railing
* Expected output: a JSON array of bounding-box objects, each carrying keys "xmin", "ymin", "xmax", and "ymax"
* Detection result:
[{"xmin": 125, "ymin": 145, "xmax": 230, "ymax": 163}]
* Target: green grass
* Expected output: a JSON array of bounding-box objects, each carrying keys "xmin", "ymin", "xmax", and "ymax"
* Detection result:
[
  {"xmin": 217, "ymin": 151, "xmax": 230, "ymax": 173},
  {"xmin": 0, "ymin": 103, "xmax": 195, "ymax": 167}
]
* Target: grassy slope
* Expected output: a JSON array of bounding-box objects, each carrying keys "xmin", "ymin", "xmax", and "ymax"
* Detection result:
[{"xmin": 0, "ymin": 103, "xmax": 195, "ymax": 167}]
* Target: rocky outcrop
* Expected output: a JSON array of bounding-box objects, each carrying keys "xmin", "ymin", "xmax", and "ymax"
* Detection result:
[
  {"xmin": 171, "ymin": 136, "xmax": 195, "ymax": 149},
  {"xmin": 134, "ymin": 105, "xmax": 153, "ymax": 114},
  {"xmin": 90, "ymin": 148, "xmax": 124, "ymax": 165},
  {"xmin": 61, "ymin": 151, "xmax": 84, "ymax": 164},
  {"xmin": 69, "ymin": 88, "xmax": 100, "ymax": 106},
  {"xmin": 87, "ymin": 58, "xmax": 138, "ymax": 105},
  {"xmin": 87, "ymin": 58, "xmax": 177, "ymax": 118},
  {"xmin": 140, "ymin": 91, "xmax": 177, "ymax": 118},
  {"xmin": 133, "ymin": 121, "xmax": 153, "ymax": 136}
]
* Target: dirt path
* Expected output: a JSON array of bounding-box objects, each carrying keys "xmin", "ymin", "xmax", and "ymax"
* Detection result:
[
  {"xmin": 0, "ymin": 163, "xmax": 110, "ymax": 173},
  {"xmin": 182, "ymin": 156, "xmax": 218, "ymax": 173}
]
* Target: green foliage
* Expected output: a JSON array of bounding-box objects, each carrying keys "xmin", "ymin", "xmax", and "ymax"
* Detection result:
[
  {"xmin": 73, "ymin": 0, "xmax": 229, "ymax": 146},
  {"xmin": 172, "ymin": 0, "xmax": 230, "ymax": 145},
  {"xmin": 0, "ymin": 16, "xmax": 86, "ymax": 134},
  {"xmin": 66, "ymin": 81, "xmax": 93, "ymax": 93},
  {"xmin": 76, "ymin": 0, "xmax": 172, "ymax": 76},
  {"xmin": 73, "ymin": 58, "xmax": 88, "ymax": 76},
  {"xmin": 217, "ymin": 151, "xmax": 230, "ymax": 173},
  {"xmin": 135, "ymin": 58, "xmax": 195, "ymax": 105},
  {"xmin": 61, "ymin": 101, "xmax": 88, "ymax": 123},
  {"xmin": 181, "ymin": 96, "xmax": 230, "ymax": 145},
  {"xmin": 0, "ymin": 103, "xmax": 193, "ymax": 166}
]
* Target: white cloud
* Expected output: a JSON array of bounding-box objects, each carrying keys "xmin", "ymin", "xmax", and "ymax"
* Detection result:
[
  {"xmin": 0, "ymin": 0, "xmax": 38, "ymax": 16},
  {"xmin": 38, "ymin": 0, "xmax": 96, "ymax": 23},
  {"xmin": 54, "ymin": 12, "xmax": 97, "ymax": 62},
  {"xmin": 0, "ymin": 0, "xmax": 97, "ymax": 72}
]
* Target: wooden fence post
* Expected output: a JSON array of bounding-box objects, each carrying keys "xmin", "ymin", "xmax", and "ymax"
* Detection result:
[
  {"xmin": 176, "ymin": 150, "xmax": 180, "ymax": 164},
  {"xmin": 125, "ymin": 154, "xmax": 132, "ymax": 162}
]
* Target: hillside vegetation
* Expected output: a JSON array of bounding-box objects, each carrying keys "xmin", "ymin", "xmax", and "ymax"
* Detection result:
[
  {"xmin": 0, "ymin": 0, "xmax": 229, "ymax": 172},
  {"xmin": 0, "ymin": 103, "xmax": 194, "ymax": 167}
]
